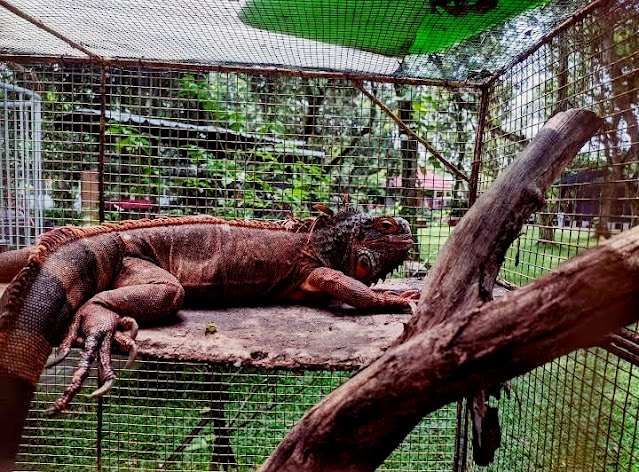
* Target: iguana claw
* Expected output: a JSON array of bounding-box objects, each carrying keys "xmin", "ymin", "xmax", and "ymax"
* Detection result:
[
  {"xmin": 127, "ymin": 318, "xmax": 139, "ymax": 340},
  {"xmin": 88, "ymin": 378, "xmax": 115, "ymax": 399},
  {"xmin": 45, "ymin": 310, "xmax": 84, "ymax": 369},
  {"xmin": 45, "ymin": 347, "xmax": 71, "ymax": 368},
  {"xmin": 124, "ymin": 341, "xmax": 138, "ymax": 369},
  {"xmin": 88, "ymin": 318, "xmax": 138, "ymax": 398},
  {"xmin": 117, "ymin": 317, "xmax": 139, "ymax": 369}
]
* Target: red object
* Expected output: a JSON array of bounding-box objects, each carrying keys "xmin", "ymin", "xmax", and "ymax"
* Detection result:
[
  {"xmin": 387, "ymin": 169, "xmax": 454, "ymax": 191},
  {"xmin": 106, "ymin": 198, "xmax": 153, "ymax": 211}
]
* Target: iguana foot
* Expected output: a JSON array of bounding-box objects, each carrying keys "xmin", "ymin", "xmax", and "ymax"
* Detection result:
[
  {"xmin": 47, "ymin": 313, "xmax": 138, "ymax": 416},
  {"xmin": 46, "ymin": 258, "xmax": 184, "ymax": 414},
  {"xmin": 383, "ymin": 289, "xmax": 420, "ymax": 301},
  {"xmin": 379, "ymin": 289, "xmax": 420, "ymax": 310}
]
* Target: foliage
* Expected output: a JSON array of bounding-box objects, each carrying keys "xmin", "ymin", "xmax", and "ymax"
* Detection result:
[
  {"xmin": 107, "ymin": 124, "xmax": 153, "ymax": 157},
  {"xmin": 179, "ymin": 74, "xmax": 247, "ymax": 131},
  {"xmin": 448, "ymin": 198, "xmax": 468, "ymax": 218},
  {"xmin": 0, "ymin": 65, "xmax": 486, "ymax": 229}
]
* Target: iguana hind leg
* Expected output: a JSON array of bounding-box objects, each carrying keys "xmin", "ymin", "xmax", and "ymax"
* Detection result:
[
  {"xmin": 48, "ymin": 257, "xmax": 185, "ymax": 415},
  {"xmin": 47, "ymin": 311, "xmax": 137, "ymax": 369}
]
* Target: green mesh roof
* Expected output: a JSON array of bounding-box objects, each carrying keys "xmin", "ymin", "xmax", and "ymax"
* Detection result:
[
  {"xmin": 240, "ymin": 0, "xmax": 549, "ymax": 57},
  {"xmin": 0, "ymin": 0, "xmax": 594, "ymax": 82}
]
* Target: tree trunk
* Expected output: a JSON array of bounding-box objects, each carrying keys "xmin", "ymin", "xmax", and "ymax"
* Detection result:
[
  {"xmin": 302, "ymin": 79, "xmax": 325, "ymax": 151},
  {"xmin": 258, "ymin": 109, "xmax": 607, "ymax": 472},
  {"xmin": 537, "ymin": 38, "xmax": 570, "ymax": 245},
  {"xmin": 398, "ymin": 97, "xmax": 419, "ymax": 230},
  {"xmin": 538, "ymin": 211, "xmax": 556, "ymax": 244},
  {"xmin": 594, "ymin": 8, "xmax": 635, "ymax": 239},
  {"xmin": 400, "ymin": 109, "xmax": 602, "ymax": 339}
]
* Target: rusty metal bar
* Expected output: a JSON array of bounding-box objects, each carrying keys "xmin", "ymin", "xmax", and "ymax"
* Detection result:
[
  {"xmin": 98, "ymin": 65, "xmax": 106, "ymax": 223},
  {"xmin": 0, "ymin": 54, "xmax": 486, "ymax": 89},
  {"xmin": 0, "ymin": 1, "xmax": 103, "ymax": 61},
  {"xmin": 483, "ymin": 0, "xmax": 611, "ymax": 88},
  {"xmin": 469, "ymin": 87, "xmax": 490, "ymax": 206},
  {"xmin": 353, "ymin": 80, "xmax": 470, "ymax": 182}
]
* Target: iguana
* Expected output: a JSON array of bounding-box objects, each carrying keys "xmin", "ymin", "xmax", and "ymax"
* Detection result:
[{"xmin": 0, "ymin": 208, "xmax": 416, "ymax": 469}]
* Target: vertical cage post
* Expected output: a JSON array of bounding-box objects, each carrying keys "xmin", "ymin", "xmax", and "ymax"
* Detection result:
[
  {"xmin": 98, "ymin": 66, "xmax": 106, "ymax": 223},
  {"xmin": 468, "ymin": 87, "xmax": 490, "ymax": 207},
  {"xmin": 31, "ymin": 86, "xmax": 43, "ymax": 236},
  {"xmin": 96, "ymin": 393, "xmax": 103, "ymax": 472},
  {"xmin": 453, "ymin": 399, "xmax": 469, "ymax": 472}
]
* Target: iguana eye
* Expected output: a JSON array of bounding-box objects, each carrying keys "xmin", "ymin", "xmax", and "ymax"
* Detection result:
[
  {"xmin": 356, "ymin": 254, "xmax": 372, "ymax": 280},
  {"xmin": 376, "ymin": 218, "xmax": 397, "ymax": 233}
]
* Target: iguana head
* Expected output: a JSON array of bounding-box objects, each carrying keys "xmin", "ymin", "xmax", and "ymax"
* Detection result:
[{"xmin": 310, "ymin": 208, "xmax": 414, "ymax": 285}]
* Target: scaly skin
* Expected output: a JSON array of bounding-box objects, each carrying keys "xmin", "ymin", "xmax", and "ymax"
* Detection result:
[{"xmin": 0, "ymin": 209, "xmax": 415, "ymax": 470}]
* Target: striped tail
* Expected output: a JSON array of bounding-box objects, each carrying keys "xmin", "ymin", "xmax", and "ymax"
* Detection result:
[{"xmin": 0, "ymin": 229, "xmax": 125, "ymax": 470}]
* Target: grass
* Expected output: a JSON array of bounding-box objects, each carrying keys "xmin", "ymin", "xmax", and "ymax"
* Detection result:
[
  {"xmin": 22, "ymin": 349, "xmax": 636, "ymax": 472},
  {"xmin": 479, "ymin": 348, "xmax": 639, "ymax": 472},
  {"xmin": 417, "ymin": 223, "xmax": 598, "ymax": 285}
]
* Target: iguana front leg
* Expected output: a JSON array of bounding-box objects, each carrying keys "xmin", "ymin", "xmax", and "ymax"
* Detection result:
[
  {"xmin": 48, "ymin": 257, "xmax": 185, "ymax": 415},
  {"xmin": 300, "ymin": 267, "xmax": 418, "ymax": 310}
]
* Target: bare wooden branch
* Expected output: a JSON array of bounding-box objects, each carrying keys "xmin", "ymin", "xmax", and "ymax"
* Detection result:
[
  {"xmin": 353, "ymin": 80, "xmax": 469, "ymax": 182},
  {"xmin": 402, "ymin": 108, "xmax": 603, "ymax": 339},
  {"xmin": 258, "ymin": 109, "xmax": 610, "ymax": 471}
]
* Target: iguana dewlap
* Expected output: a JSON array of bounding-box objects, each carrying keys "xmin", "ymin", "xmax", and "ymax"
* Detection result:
[{"xmin": 0, "ymin": 209, "xmax": 415, "ymax": 468}]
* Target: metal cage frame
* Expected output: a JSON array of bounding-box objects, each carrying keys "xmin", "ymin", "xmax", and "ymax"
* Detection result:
[{"xmin": 0, "ymin": 0, "xmax": 637, "ymax": 471}]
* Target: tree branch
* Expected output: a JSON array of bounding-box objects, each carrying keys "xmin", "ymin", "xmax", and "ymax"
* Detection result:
[
  {"xmin": 258, "ymin": 208, "xmax": 639, "ymax": 472},
  {"xmin": 258, "ymin": 109, "xmax": 610, "ymax": 471},
  {"xmin": 402, "ymin": 108, "xmax": 602, "ymax": 338},
  {"xmin": 489, "ymin": 125, "xmax": 531, "ymax": 148},
  {"xmin": 353, "ymin": 80, "xmax": 469, "ymax": 182},
  {"xmin": 328, "ymin": 99, "xmax": 377, "ymax": 168}
]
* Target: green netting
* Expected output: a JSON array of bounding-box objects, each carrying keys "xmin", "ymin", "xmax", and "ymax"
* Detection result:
[{"xmin": 239, "ymin": 0, "xmax": 549, "ymax": 57}]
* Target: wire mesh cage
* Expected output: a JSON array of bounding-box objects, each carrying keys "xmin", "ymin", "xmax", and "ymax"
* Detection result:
[
  {"xmin": 0, "ymin": 81, "xmax": 44, "ymax": 248},
  {"xmin": 0, "ymin": 0, "xmax": 637, "ymax": 470},
  {"xmin": 467, "ymin": 2, "xmax": 639, "ymax": 470},
  {"xmin": 22, "ymin": 353, "xmax": 460, "ymax": 471}
]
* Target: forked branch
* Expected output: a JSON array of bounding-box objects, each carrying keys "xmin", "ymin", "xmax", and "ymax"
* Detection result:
[{"xmin": 257, "ymin": 109, "xmax": 636, "ymax": 472}]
